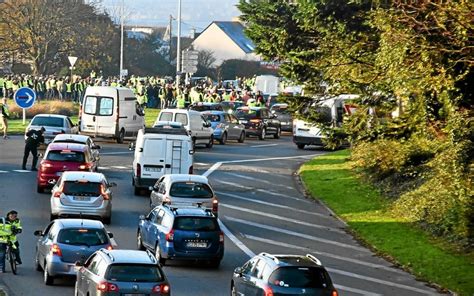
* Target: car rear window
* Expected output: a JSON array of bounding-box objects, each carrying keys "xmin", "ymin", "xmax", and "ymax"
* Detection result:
[
  {"xmin": 31, "ymin": 116, "xmax": 63, "ymax": 127},
  {"xmin": 169, "ymin": 182, "xmax": 213, "ymax": 198},
  {"xmin": 63, "ymin": 181, "xmax": 101, "ymax": 196},
  {"xmin": 268, "ymin": 267, "xmax": 330, "ymax": 289},
  {"xmin": 46, "ymin": 150, "xmax": 85, "ymax": 162},
  {"xmin": 235, "ymin": 109, "xmax": 260, "ymax": 119},
  {"xmin": 204, "ymin": 114, "xmax": 221, "ymax": 122},
  {"xmin": 106, "ymin": 264, "xmax": 163, "ymax": 282},
  {"xmin": 58, "ymin": 228, "xmax": 109, "ymax": 246},
  {"xmin": 159, "ymin": 112, "xmax": 173, "ymax": 122},
  {"xmin": 174, "ymin": 217, "xmax": 218, "ymax": 231}
]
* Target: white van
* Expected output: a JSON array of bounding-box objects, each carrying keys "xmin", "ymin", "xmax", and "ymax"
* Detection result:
[
  {"xmin": 154, "ymin": 109, "xmax": 214, "ymax": 148},
  {"xmin": 293, "ymin": 95, "xmax": 358, "ymax": 149},
  {"xmin": 80, "ymin": 86, "xmax": 145, "ymax": 143},
  {"xmin": 132, "ymin": 126, "xmax": 194, "ymax": 195}
]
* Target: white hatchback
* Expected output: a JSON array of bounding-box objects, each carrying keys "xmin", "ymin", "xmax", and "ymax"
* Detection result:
[{"xmin": 26, "ymin": 114, "xmax": 79, "ymax": 145}]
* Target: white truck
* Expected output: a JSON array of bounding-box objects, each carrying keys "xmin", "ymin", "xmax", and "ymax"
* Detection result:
[
  {"xmin": 293, "ymin": 95, "xmax": 358, "ymax": 149},
  {"xmin": 131, "ymin": 125, "xmax": 194, "ymax": 195}
]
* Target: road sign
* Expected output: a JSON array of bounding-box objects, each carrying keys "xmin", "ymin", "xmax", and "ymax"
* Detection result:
[
  {"xmin": 182, "ymin": 60, "xmax": 198, "ymax": 67},
  {"xmin": 120, "ymin": 69, "xmax": 128, "ymax": 77},
  {"xmin": 182, "ymin": 50, "xmax": 198, "ymax": 60},
  {"xmin": 182, "ymin": 65, "xmax": 198, "ymax": 74},
  {"xmin": 14, "ymin": 87, "xmax": 37, "ymax": 109},
  {"xmin": 68, "ymin": 56, "xmax": 78, "ymax": 67}
]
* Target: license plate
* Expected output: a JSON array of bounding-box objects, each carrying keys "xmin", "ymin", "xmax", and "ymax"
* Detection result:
[
  {"xmin": 186, "ymin": 242, "xmax": 207, "ymax": 248},
  {"xmin": 73, "ymin": 196, "xmax": 91, "ymax": 201},
  {"xmin": 145, "ymin": 167, "xmax": 161, "ymax": 172}
]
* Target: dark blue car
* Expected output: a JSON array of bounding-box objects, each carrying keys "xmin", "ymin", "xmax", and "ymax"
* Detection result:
[{"xmin": 137, "ymin": 205, "xmax": 224, "ymax": 268}]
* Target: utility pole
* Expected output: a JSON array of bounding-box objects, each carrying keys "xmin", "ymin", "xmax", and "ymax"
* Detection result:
[
  {"xmin": 169, "ymin": 14, "xmax": 173, "ymax": 63},
  {"xmin": 119, "ymin": 0, "xmax": 124, "ymax": 80},
  {"xmin": 176, "ymin": 0, "xmax": 182, "ymax": 88}
]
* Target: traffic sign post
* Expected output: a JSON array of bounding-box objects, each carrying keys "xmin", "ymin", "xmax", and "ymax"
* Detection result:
[
  {"xmin": 181, "ymin": 50, "xmax": 198, "ymax": 74},
  {"xmin": 68, "ymin": 56, "xmax": 78, "ymax": 81},
  {"xmin": 14, "ymin": 87, "xmax": 37, "ymax": 125}
]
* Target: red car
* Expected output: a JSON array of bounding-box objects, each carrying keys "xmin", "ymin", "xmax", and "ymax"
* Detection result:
[{"xmin": 37, "ymin": 143, "xmax": 98, "ymax": 193}]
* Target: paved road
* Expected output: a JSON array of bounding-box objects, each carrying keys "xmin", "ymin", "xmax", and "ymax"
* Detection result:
[{"xmin": 0, "ymin": 135, "xmax": 443, "ymax": 295}]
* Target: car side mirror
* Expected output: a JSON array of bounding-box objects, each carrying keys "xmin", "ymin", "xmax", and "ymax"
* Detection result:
[
  {"xmin": 107, "ymin": 232, "xmax": 114, "ymax": 238},
  {"xmin": 139, "ymin": 214, "xmax": 146, "ymax": 220},
  {"xmin": 109, "ymin": 182, "xmax": 117, "ymax": 187},
  {"xmin": 34, "ymin": 230, "xmax": 43, "ymax": 236},
  {"xmin": 234, "ymin": 267, "xmax": 243, "ymax": 276}
]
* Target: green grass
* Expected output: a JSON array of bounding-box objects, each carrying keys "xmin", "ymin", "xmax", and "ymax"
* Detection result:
[
  {"xmin": 300, "ymin": 150, "xmax": 474, "ymax": 295},
  {"xmin": 5, "ymin": 105, "xmax": 160, "ymax": 134}
]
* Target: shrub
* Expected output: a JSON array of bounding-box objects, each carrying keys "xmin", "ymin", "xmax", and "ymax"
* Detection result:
[{"xmin": 8, "ymin": 101, "xmax": 79, "ymax": 119}]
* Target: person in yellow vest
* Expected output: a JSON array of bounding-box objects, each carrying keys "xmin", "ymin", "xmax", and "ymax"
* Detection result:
[
  {"xmin": 0, "ymin": 97, "xmax": 9, "ymax": 139},
  {"xmin": 176, "ymin": 89, "xmax": 185, "ymax": 109},
  {"xmin": 247, "ymin": 98, "xmax": 257, "ymax": 108},
  {"xmin": 5, "ymin": 210, "xmax": 22, "ymax": 265},
  {"xmin": 0, "ymin": 216, "xmax": 13, "ymax": 273},
  {"xmin": 222, "ymin": 90, "xmax": 231, "ymax": 102},
  {"xmin": 136, "ymin": 80, "xmax": 148, "ymax": 107},
  {"xmin": 65, "ymin": 78, "xmax": 73, "ymax": 101}
]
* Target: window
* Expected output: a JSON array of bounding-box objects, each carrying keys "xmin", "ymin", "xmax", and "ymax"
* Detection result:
[
  {"xmin": 159, "ymin": 112, "xmax": 173, "ymax": 122},
  {"xmin": 106, "ymin": 264, "xmax": 163, "ymax": 282},
  {"xmin": 254, "ymin": 259, "xmax": 267, "ymax": 279},
  {"xmin": 31, "ymin": 116, "xmax": 64, "ymax": 127},
  {"xmin": 155, "ymin": 210, "xmax": 165, "ymax": 224},
  {"xmin": 57, "ymin": 228, "xmax": 109, "ymax": 246},
  {"xmin": 99, "ymin": 97, "xmax": 113, "ymax": 116},
  {"xmin": 67, "ymin": 117, "xmax": 74, "ymax": 128},
  {"xmin": 88, "ymin": 257, "xmax": 103, "ymax": 275},
  {"xmin": 205, "ymin": 114, "xmax": 221, "ymax": 123},
  {"xmin": 268, "ymin": 267, "xmax": 330, "ymax": 288},
  {"xmin": 147, "ymin": 211, "xmax": 157, "ymax": 222},
  {"xmin": 175, "ymin": 113, "xmax": 188, "ymax": 126},
  {"xmin": 173, "ymin": 217, "xmax": 218, "ymax": 231},
  {"xmin": 241, "ymin": 258, "xmax": 257, "ymax": 275},
  {"xmin": 84, "ymin": 96, "xmax": 97, "ymax": 115},
  {"xmin": 235, "ymin": 109, "xmax": 260, "ymax": 119},
  {"xmin": 46, "ymin": 150, "xmax": 85, "ymax": 162},
  {"xmin": 63, "ymin": 181, "xmax": 101, "ymax": 196},
  {"xmin": 169, "ymin": 182, "xmax": 213, "ymax": 198}
]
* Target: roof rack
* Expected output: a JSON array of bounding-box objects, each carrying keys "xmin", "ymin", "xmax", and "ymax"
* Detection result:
[
  {"xmin": 260, "ymin": 252, "xmax": 279, "ymax": 264},
  {"xmin": 306, "ymin": 254, "xmax": 322, "ymax": 265}
]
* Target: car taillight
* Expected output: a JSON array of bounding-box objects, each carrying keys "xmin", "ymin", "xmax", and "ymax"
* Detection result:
[
  {"xmin": 250, "ymin": 119, "xmax": 261, "ymax": 123},
  {"xmin": 219, "ymin": 231, "xmax": 224, "ymax": 243},
  {"xmin": 100, "ymin": 184, "xmax": 110, "ymax": 200},
  {"xmin": 166, "ymin": 229, "xmax": 174, "ymax": 242},
  {"xmin": 106, "ymin": 244, "xmax": 113, "ymax": 250},
  {"xmin": 332, "ymin": 290, "xmax": 339, "ymax": 296},
  {"xmin": 189, "ymin": 165, "xmax": 193, "ymax": 174},
  {"xmin": 53, "ymin": 182, "xmax": 64, "ymax": 198},
  {"xmin": 78, "ymin": 164, "xmax": 90, "ymax": 171},
  {"xmin": 263, "ymin": 285, "xmax": 274, "ymax": 296},
  {"xmin": 152, "ymin": 283, "xmax": 170, "ymax": 294},
  {"xmin": 137, "ymin": 164, "xmax": 141, "ymax": 177},
  {"xmin": 50, "ymin": 244, "xmax": 62, "ymax": 257},
  {"xmin": 212, "ymin": 199, "xmax": 218, "ymax": 213},
  {"xmin": 97, "ymin": 281, "xmax": 119, "ymax": 292}
]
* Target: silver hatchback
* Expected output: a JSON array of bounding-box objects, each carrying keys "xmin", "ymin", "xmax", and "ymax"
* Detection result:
[
  {"xmin": 50, "ymin": 171, "xmax": 115, "ymax": 224},
  {"xmin": 33, "ymin": 219, "xmax": 114, "ymax": 286}
]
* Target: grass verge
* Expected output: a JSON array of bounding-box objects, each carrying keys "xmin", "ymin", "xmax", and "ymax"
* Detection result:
[{"xmin": 299, "ymin": 149, "xmax": 474, "ymax": 296}]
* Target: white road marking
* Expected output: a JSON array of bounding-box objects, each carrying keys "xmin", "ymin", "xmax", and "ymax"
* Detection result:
[
  {"xmin": 0, "ymin": 170, "xmax": 7, "ymax": 173},
  {"xmin": 98, "ymin": 167, "xmax": 110, "ymax": 170},
  {"xmin": 194, "ymin": 162, "xmax": 209, "ymax": 166},
  {"xmin": 224, "ymin": 172, "xmax": 294, "ymax": 190},
  {"xmin": 218, "ymin": 192, "xmax": 332, "ymax": 219},
  {"xmin": 225, "ymin": 216, "xmax": 369, "ymax": 252},
  {"xmin": 202, "ymin": 162, "xmax": 222, "ymax": 177},
  {"xmin": 111, "ymin": 166, "xmax": 129, "ymax": 169},
  {"xmin": 249, "ymin": 143, "xmax": 279, "ymax": 148},
  {"xmin": 100, "ymin": 151, "xmax": 133, "ymax": 155},
  {"xmin": 13, "ymin": 170, "xmax": 30, "ymax": 173},
  {"xmin": 216, "ymin": 180, "xmax": 313, "ymax": 204},
  {"xmin": 243, "ymin": 235, "xmax": 406, "ymax": 274},
  {"xmin": 218, "ymin": 219, "xmax": 255, "ymax": 258},
  {"xmin": 221, "ymin": 204, "xmax": 345, "ymax": 233},
  {"xmin": 333, "ymin": 285, "xmax": 382, "ymax": 296}
]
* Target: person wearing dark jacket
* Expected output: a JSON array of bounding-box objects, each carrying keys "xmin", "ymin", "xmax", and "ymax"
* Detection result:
[{"xmin": 22, "ymin": 127, "xmax": 45, "ymax": 170}]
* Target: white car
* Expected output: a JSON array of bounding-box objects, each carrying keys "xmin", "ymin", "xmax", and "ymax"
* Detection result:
[
  {"xmin": 149, "ymin": 174, "xmax": 218, "ymax": 216},
  {"xmin": 26, "ymin": 114, "xmax": 79, "ymax": 144},
  {"xmin": 51, "ymin": 134, "xmax": 101, "ymax": 165},
  {"xmin": 50, "ymin": 171, "xmax": 115, "ymax": 224}
]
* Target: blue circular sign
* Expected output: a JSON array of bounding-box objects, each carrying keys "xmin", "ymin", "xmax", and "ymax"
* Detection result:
[{"xmin": 14, "ymin": 87, "xmax": 37, "ymax": 109}]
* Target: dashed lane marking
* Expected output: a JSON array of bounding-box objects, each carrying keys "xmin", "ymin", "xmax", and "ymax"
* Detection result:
[
  {"xmin": 12, "ymin": 169, "xmax": 31, "ymax": 173},
  {"xmin": 249, "ymin": 143, "xmax": 279, "ymax": 148},
  {"xmin": 224, "ymin": 172, "xmax": 294, "ymax": 190},
  {"xmin": 333, "ymin": 285, "xmax": 382, "ymax": 296},
  {"xmin": 111, "ymin": 166, "xmax": 129, "ymax": 169},
  {"xmin": 221, "ymin": 203, "xmax": 345, "ymax": 234},
  {"xmin": 225, "ymin": 216, "xmax": 370, "ymax": 252},
  {"xmin": 218, "ymin": 192, "xmax": 333, "ymax": 220},
  {"xmin": 0, "ymin": 170, "xmax": 8, "ymax": 173}
]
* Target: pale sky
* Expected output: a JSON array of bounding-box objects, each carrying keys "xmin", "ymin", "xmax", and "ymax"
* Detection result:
[{"xmin": 99, "ymin": 0, "xmax": 241, "ymax": 33}]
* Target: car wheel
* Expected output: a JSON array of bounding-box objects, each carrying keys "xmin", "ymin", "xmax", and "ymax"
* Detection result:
[
  {"xmin": 155, "ymin": 243, "xmax": 166, "ymax": 266},
  {"xmin": 134, "ymin": 186, "xmax": 141, "ymax": 196},
  {"xmin": 297, "ymin": 144, "xmax": 305, "ymax": 149},
  {"xmin": 206, "ymin": 135, "xmax": 214, "ymax": 148},
  {"xmin": 259, "ymin": 128, "xmax": 266, "ymax": 140},
  {"xmin": 43, "ymin": 263, "xmax": 54, "ymax": 285},
  {"xmin": 274, "ymin": 127, "xmax": 281, "ymax": 139},
  {"xmin": 35, "ymin": 253, "xmax": 42, "ymax": 271},
  {"xmin": 137, "ymin": 231, "xmax": 145, "ymax": 250},
  {"xmin": 37, "ymin": 185, "xmax": 44, "ymax": 194},
  {"xmin": 238, "ymin": 131, "xmax": 245, "ymax": 143},
  {"xmin": 116, "ymin": 129, "xmax": 125, "ymax": 144},
  {"xmin": 219, "ymin": 133, "xmax": 227, "ymax": 145}
]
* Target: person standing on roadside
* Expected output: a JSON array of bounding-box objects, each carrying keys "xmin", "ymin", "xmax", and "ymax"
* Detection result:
[
  {"xmin": 0, "ymin": 216, "xmax": 12, "ymax": 273},
  {"xmin": 22, "ymin": 127, "xmax": 45, "ymax": 171},
  {"xmin": 0, "ymin": 97, "xmax": 9, "ymax": 139}
]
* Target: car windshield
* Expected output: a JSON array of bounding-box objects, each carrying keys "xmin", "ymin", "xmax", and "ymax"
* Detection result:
[
  {"xmin": 204, "ymin": 114, "xmax": 221, "ymax": 122},
  {"xmin": 268, "ymin": 267, "xmax": 330, "ymax": 288},
  {"xmin": 106, "ymin": 264, "xmax": 163, "ymax": 282},
  {"xmin": 53, "ymin": 139, "xmax": 86, "ymax": 145},
  {"xmin": 57, "ymin": 228, "xmax": 109, "ymax": 246},
  {"xmin": 46, "ymin": 150, "xmax": 85, "ymax": 162},
  {"xmin": 31, "ymin": 116, "xmax": 63, "ymax": 127},
  {"xmin": 174, "ymin": 217, "xmax": 218, "ymax": 231},
  {"xmin": 63, "ymin": 181, "xmax": 101, "ymax": 196},
  {"xmin": 235, "ymin": 109, "xmax": 260, "ymax": 119},
  {"xmin": 169, "ymin": 182, "xmax": 213, "ymax": 198}
]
